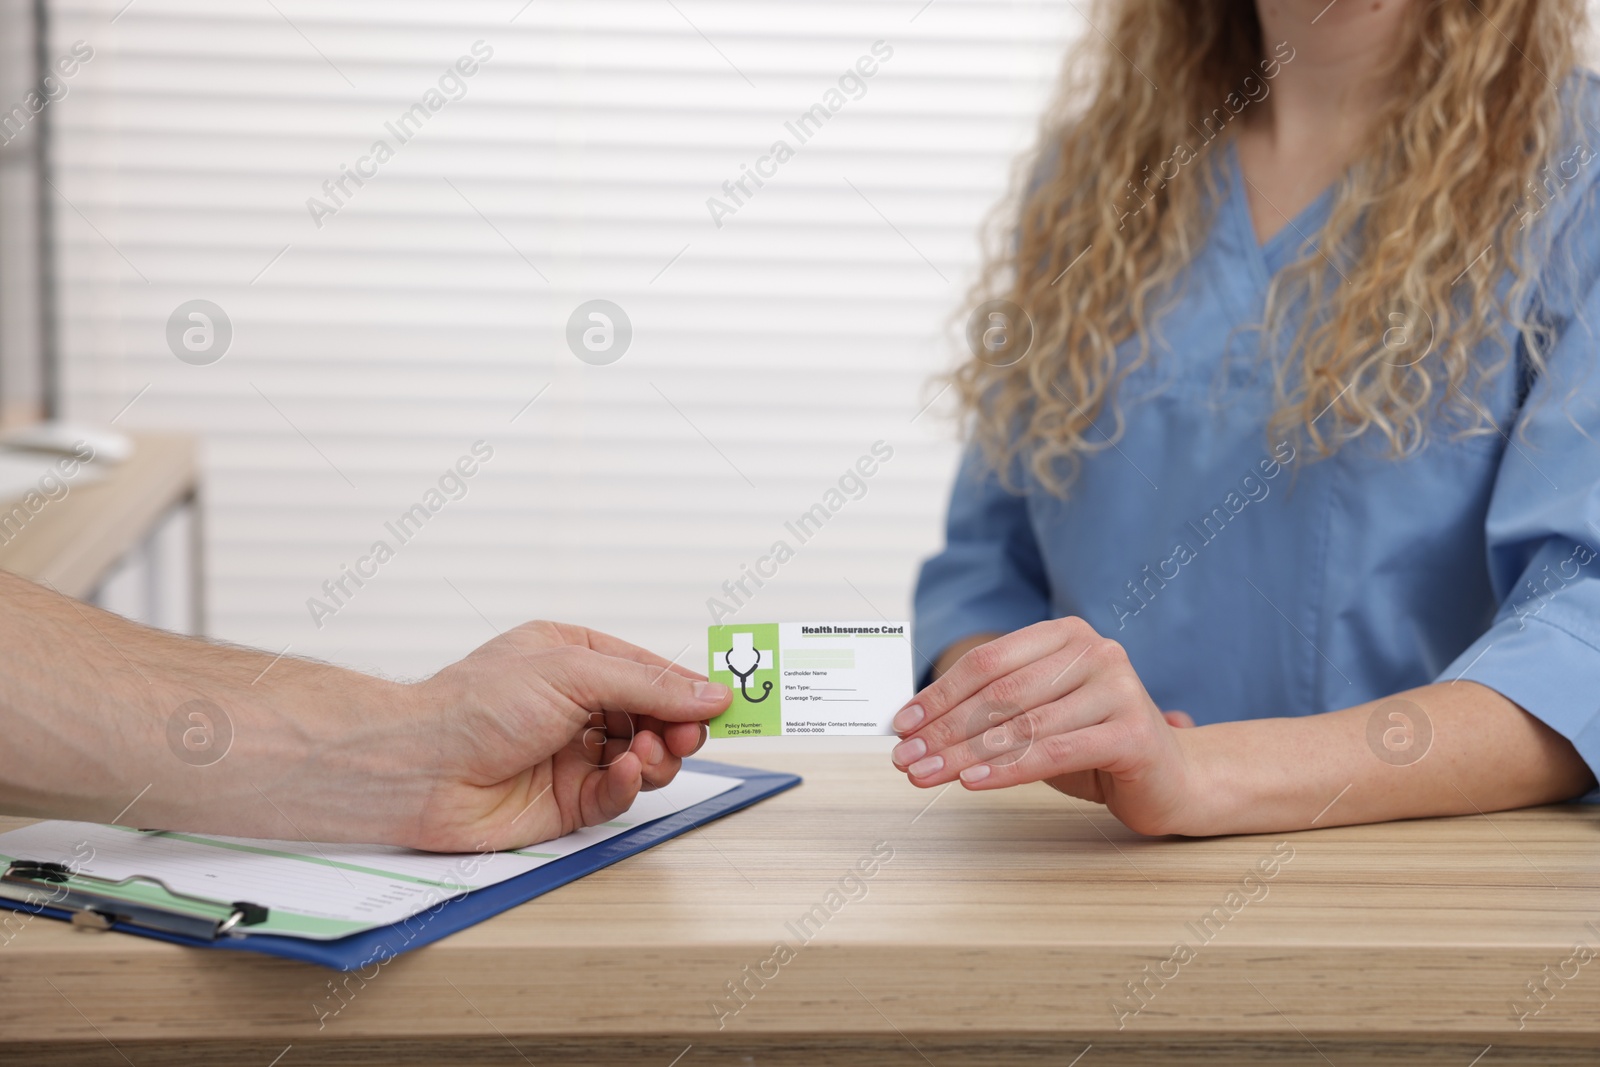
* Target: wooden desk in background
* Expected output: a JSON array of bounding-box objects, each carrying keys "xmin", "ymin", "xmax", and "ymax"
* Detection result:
[
  {"xmin": 2, "ymin": 754, "xmax": 1597, "ymax": 1065},
  {"xmin": 0, "ymin": 432, "xmax": 201, "ymax": 627}
]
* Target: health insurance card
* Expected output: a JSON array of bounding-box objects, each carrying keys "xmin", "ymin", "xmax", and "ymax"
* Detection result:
[{"xmin": 706, "ymin": 622, "xmax": 914, "ymax": 737}]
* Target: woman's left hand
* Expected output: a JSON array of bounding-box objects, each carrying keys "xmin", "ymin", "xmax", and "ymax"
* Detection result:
[{"xmin": 890, "ymin": 617, "xmax": 1206, "ymax": 835}]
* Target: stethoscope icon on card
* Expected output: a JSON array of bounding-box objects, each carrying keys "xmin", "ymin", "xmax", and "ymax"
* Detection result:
[{"xmin": 719, "ymin": 631, "xmax": 773, "ymax": 703}]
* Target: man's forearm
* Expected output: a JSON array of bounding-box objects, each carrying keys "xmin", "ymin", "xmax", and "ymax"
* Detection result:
[
  {"xmin": 1185, "ymin": 681, "xmax": 1596, "ymax": 835},
  {"xmin": 0, "ymin": 571, "xmax": 414, "ymax": 840}
]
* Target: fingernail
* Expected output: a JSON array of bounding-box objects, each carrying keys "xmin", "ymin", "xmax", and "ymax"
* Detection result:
[
  {"xmin": 892, "ymin": 704, "xmax": 924, "ymax": 733},
  {"xmin": 694, "ymin": 681, "xmax": 730, "ymax": 702},
  {"xmin": 960, "ymin": 764, "xmax": 991, "ymax": 783},
  {"xmin": 892, "ymin": 737, "xmax": 926, "ymax": 767},
  {"xmin": 908, "ymin": 755, "xmax": 943, "ymax": 778}
]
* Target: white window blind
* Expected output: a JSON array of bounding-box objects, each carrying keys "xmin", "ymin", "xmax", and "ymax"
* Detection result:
[{"xmin": 46, "ymin": 0, "xmax": 1080, "ymax": 681}]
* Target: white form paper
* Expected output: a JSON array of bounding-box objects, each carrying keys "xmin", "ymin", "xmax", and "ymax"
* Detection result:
[{"xmin": 0, "ymin": 769, "xmax": 740, "ymax": 940}]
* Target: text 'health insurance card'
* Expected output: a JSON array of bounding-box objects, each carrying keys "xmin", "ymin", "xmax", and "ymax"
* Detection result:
[{"xmin": 706, "ymin": 622, "xmax": 914, "ymax": 737}]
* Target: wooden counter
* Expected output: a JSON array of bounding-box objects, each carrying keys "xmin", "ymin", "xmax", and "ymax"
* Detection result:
[
  {"xmin": 2, "ymin": 753, "xmax": 1598, "ymax": 1065},
  {"xmin": 0, "ymin": 432, "xmax": 200, "ymax": 618}
]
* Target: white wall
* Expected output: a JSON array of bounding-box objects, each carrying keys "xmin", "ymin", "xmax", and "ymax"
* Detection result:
[{"xmin": 46, "ymin": 0, "xmax": 1080, "ymax": 682}]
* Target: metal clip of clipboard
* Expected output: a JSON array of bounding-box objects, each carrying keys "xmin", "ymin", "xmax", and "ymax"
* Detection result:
[{"xmin": 0, "ymin": 859, "xmax": 269, "ymax": 941}]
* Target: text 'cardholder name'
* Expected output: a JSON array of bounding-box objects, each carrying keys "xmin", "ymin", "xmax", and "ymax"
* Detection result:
[{"xmin": 706, "ymin": 622, "xmax": 913, "ymax": 738}]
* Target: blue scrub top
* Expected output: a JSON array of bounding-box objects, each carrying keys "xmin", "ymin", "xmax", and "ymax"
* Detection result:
[{"xmin": 914, "ymin": 74, "xmax": 1600, "ymax": 794}]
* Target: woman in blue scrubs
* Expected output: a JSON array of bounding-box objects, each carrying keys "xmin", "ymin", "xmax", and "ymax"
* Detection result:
[{"xmin": 894, "ymin": 0, "xmax": 1600, "ymax": 833}]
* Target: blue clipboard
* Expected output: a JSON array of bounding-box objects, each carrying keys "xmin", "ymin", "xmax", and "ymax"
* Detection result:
[{"xmin": 1, "ymin": 758, "xmax": 799, "ymax": 970}]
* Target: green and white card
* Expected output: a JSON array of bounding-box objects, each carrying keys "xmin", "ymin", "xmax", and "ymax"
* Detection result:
[{"xmin": 706, "ymin": 622, "xmax": 914, "ymax": 737}]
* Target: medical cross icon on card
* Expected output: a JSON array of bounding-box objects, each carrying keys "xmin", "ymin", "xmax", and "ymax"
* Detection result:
[{"xmin": 716, "ymin": 630, "xmax": 774, "ymax": 704}]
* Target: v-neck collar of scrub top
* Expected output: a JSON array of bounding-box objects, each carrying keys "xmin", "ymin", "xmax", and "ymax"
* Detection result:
[{"xmin": 1221, "ymin": 136, "xmax": 1341, "ymax": 294}]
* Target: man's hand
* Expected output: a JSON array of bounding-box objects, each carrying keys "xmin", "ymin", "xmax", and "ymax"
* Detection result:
[
  {"xmin": 889, "ymin": 617, "xmax": 1201, "ymax": 835},
  {"xmin": 393, "ymin": 622, "xmax": 731, "ymax": 852},
  {"xmin": 0, "ymin": 568, "xmax": 734, "ymax": 852}
]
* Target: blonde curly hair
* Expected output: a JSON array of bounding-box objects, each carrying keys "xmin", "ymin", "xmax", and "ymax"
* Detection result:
[{"xmin": 954, "ymin": 0, "xmax": 1587, "ymax": 495}]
